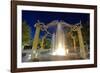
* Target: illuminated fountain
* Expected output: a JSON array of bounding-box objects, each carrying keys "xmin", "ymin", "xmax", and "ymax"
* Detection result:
[{"xmin": 52, "ymin": 23, "xmax": 67, "ymax": 56}]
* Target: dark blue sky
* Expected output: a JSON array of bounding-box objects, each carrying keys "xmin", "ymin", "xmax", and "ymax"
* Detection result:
[{"xmin": 22, "ymin": 10, "xmax": 90, "ymax": 39}]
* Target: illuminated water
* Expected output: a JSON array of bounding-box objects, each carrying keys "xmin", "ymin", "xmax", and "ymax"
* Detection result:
[{"xmin": 52, "ymin": 23, "xmax": 66, "ymax": 56}]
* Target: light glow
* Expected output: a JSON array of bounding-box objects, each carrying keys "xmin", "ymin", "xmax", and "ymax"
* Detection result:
[
  {"xmin": 52, "ymin": 23, "xmax": 66, "ymax": 56},
  {"xmin": 53, "ymin": 43, "xmax": 66, "ymax": 56}
]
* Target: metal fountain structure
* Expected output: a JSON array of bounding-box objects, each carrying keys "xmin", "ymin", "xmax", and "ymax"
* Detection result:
[{"xmin": 31, "ymin": 20, "xmax": 87, "ymax": 60}]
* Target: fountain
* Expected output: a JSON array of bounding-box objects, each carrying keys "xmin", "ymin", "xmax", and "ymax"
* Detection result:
[{"xmin": 52, "ymin": 23, "xmax": 67, "ymax": 56}]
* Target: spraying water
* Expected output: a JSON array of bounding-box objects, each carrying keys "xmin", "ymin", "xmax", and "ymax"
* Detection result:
[{"xmin": 52, "ymin": 23, "xmax": 66, "ymax": 56}]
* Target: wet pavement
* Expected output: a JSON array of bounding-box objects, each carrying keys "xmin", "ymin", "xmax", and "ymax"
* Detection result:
[{"xmin": 22, "ymin": 49, "xmax": 82, "ymax": 62}]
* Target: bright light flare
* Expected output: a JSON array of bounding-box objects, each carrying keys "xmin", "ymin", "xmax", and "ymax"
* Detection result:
[{"xmin": 52, "ymin": 43, "xmax": 66, "ymax": 56}]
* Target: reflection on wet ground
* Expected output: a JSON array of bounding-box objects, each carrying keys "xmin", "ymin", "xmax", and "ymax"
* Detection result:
[{"xmin": 22, "ymin": 49, "xmax": 86, "ymax": 62}]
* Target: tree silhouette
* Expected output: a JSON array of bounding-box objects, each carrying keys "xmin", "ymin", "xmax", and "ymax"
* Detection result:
[{"xmin": 22, "ymin": 21, "xmax": 31, "ymax": 46}]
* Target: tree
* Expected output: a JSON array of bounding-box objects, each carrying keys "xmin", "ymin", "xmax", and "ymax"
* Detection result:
[
  {"xmin": 81, "ymin": 21, "xmax": 90, "ymax": 45},
  {"xmin": 45, "ymin": 38, "xmax": 51, "ymax": 49},
  {"xmin": 22, "ymin": 21, "xmax": 31, "ymax": 46}
]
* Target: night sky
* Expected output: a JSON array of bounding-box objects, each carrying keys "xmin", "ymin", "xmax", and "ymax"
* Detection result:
[{"xmin": 22, "ymin": 10, "xmax": 90, "ymax": 39}]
